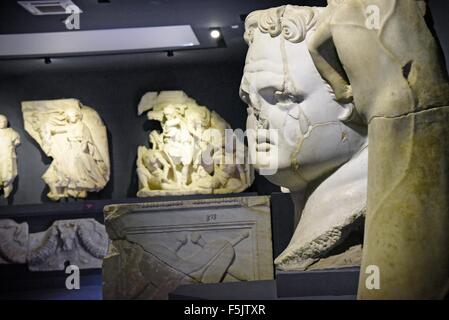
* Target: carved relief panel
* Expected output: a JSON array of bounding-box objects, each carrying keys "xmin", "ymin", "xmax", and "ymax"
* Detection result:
[
  {"xmin": 0, "ymin": 218, "xmax": 108, "ymax": 271},
  {"xmin": 103, "ymin": 196, "xmax": 273, "ymax": 299}
]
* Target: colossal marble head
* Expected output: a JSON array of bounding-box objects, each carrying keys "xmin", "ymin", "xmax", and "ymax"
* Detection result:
[
  {"xmin": 0, "ymin": 114, "xmax": 8, "ymax": 129},
  {"xmin": 240, "ymin": 5, "xmax": 366, "ymax": 191}
]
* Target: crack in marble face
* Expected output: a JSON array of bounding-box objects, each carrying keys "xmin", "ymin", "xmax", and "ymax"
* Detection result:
[{"xmin": 240, "ymin": 8, "xmax": 366, "ymax": 189}]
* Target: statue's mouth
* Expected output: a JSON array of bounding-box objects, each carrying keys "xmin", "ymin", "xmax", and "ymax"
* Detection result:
[
  {"xmin": 254, "ymin": 129, "xmax": 278, "ymax": 154},
  {"xmin": 256, "ymin": 142, "xmax": 272, "ymax": 152}
]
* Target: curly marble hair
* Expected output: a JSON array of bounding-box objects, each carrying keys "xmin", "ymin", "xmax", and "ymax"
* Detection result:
[
  {"xmin": 244, "ymin": 5, "xmax": 323, "ymax": 45},
  {"xmin": 243, "ymin": 5, "xmax": 359, "ymax": 123}
]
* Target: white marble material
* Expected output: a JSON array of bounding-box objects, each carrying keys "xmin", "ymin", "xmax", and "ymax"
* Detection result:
[
  {"xmin": 136, "ymin": 91, "xmax": 253, "ymax": 196},
  {"xmin": 103, "ymin": 196, "xmax": 273, "ymax": 300},
  {"xmin": 0, "ymin": 219, "xmax": 28, "ymax": 264},
  {"xmin": 22, "ymin": 99, "xmax": 110, "ymax": 201},
  {"xmin": 309, "ymin": 0, "xmax": 449, "ymax": 299},
  {"xmin": 240, "ymin": 5, "xmax": 368, "ymax": 270},
  {"xmin": 0, "ymin": 218, "xmax": 108, "ymax": 271},
  {"xmin": 28, "ymin": 219, "xmax": 108, "ymax": 271},
  {"xmin": 0, "ymin": 115, "xmax": 20, "ymax": 198}
]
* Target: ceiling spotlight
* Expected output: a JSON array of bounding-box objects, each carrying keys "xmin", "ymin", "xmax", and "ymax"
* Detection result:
[{"xmin": 210, "ymin": 29, "xmax": 221, "ymax": 39}]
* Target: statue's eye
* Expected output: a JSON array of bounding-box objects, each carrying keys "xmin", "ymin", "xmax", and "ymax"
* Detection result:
[{"xmin": 275, "ymin": 91, "xmax": 298, "ymax": 104}]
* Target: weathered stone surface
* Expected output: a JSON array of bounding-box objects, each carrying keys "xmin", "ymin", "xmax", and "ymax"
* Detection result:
[
  {"xmin": 309, "ymin": 0, "xmax": 449, "ymax": 299},
  {"xmin": 240, "ymin": 5, "xmax": 367, "ymax": 271},
  {"xmin": 307, "ymin": 245, "xmax": 362, "ymax": 271},
  {"xmin": 0, "ymin": 115, "xmax": 20, "ymax": 198},
  {"xmin": 360, "ymin": 107, "xmax": 449, "ymax": 299},
  {"xmin": 136, "ymin": 91, "xmax": 253, "ymax": 197},
  {"xmin": 103, "ymin": 196, "xmax": 274, "ymax": 300},
  {"xmin": 28, "ymin": 219, "xmax": 108, "ymax": 271},
  {"xmin": 22, "ymin": 99, "xmax": 110, "ymax": 201},
  {"xmin": 0, "ymin": 219, "xmax": 28, "ymax": 264},
  {"xmin": 274, "ymin": 148, "xmax": 367, "ymax": 271}
]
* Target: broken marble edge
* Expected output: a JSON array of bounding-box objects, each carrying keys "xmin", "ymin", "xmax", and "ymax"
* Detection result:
[
  {"xmin": 0, "ymin": 218, "xmax": 108, "ymax": 271},
  {"xmin": 0, "ymin": 219, "xmax": 29, "ymax": 264}
]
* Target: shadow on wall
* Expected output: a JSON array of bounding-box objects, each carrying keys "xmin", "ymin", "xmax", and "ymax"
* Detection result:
[{"xmin": 429, "ymin": 0, "xmax": 449, "ymax": 71}]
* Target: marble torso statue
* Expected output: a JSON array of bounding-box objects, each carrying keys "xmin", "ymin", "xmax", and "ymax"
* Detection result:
[
  {"xmin": 309, "ymin": 0, "xmax": 449, "ymax": 299},
  {"xmin": 0, "ymin": 115, "xmax": 20, "ymax": 198}
]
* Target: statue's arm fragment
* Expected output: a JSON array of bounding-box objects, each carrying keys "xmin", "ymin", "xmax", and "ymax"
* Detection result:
[
  {"xmin": 308, "ymin": 18, "xmax": 353, "ymax": 103},
  {"xmin": 12, "ymin": 130, "xmax": 20, "ymax": 147}
]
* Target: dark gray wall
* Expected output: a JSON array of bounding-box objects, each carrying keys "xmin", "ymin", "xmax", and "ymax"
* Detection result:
[
  {"xmin": 0, "ymin": 60, "xmax": 280, "ymax": 206},
  {"xmin": 428, "ymin": 0, "xmax": 449, "ymax": 70},
  {"xmin": 0, "ymin": 0, "xmax": 448, "ymax": 206}
]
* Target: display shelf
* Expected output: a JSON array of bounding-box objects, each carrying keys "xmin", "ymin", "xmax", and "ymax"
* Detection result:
[
  {"xmin": 0, "ymin": 192, "xmax": 295, "ymax": 300},
  {"xmin": 169, "ymin": 268, "xmax": 360, "ymax": 300},
  {"xmin": 276, "ymin": 268, "xmax": 360, "ymax": 299},
  {"xmin": 0, "ymin": 191, "xmax": 293, "ymax": 236},
  {"xmin": 0, "ymin": 264, "xmax": 102, "ymax": 300},
  {"xmin": 0, "ymin": 285, "xmax": 103, "ymax": 300},
  {"xmin": 170, "ymin": 280, "xmax": 277, "ymax": 300},
  {"xmin": 0, "ymin": 192, "xmax": 259, "ymax": 219}
]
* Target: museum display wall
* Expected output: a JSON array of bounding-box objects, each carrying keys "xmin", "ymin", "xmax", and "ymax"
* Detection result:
[
  {"xmin": 0, "ymin": 60, "xmax": 279, "ymax": 206},
  {"xmin": 0, "ymin": 51, "xmax": 281, "ymax": 300},
  {"xmin": 0, "ymin": 0, "xmax": 448, "ymax": 301}
]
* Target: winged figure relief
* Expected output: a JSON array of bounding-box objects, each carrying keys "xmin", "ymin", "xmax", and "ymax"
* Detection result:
[{"xmin": 22, "ymin": 99, "xmax": 110, "ymax": 200}]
